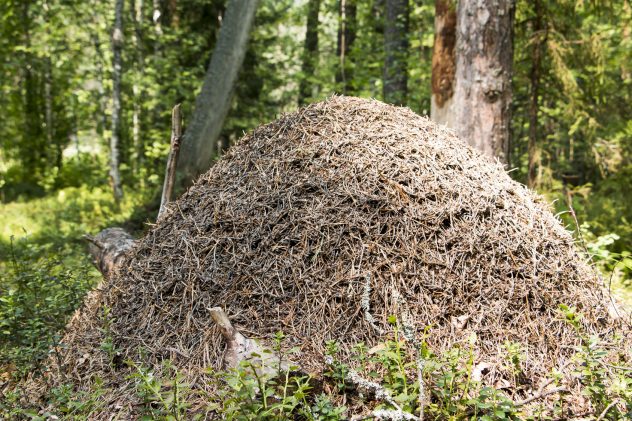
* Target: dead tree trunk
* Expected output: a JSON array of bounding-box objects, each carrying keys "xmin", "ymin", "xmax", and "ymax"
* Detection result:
[
  {"xmin": 452, "ymin": 0, "xmax": 515, "ymax": 163},
  {"xmin": 430, "ymin": 0, "xmax": 456, "ymax": 126},
  {"xmin": 158, "ymin": 104, "xmax": 183, "ymax": 219},
  {"xmin": 177, "ymin": 0, "xmax": 259, "ymax": 187},
  {"xmin": 110, "ymin": 0, "xmax": 125, "ymax": 202}
]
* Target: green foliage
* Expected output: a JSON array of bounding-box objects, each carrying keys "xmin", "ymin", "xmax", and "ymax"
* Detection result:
[
  {"xmin": 0, "ymin": 381, "xmax": 108, "ymax": 420},
  {"xmin": 3, "ymin": 313, "xmax": 631, "ymax": 419},
  {"xmin": 128, "ymin": 360, "xmax": 194, "ymax": 421},
  {"xmin": 510, "ymin": 0, "xmax": 632, "ymax": 295},
  {"xmin": 559, "ymin": 304, "xmax": 632, "ymax": 419},
  {"xmin": 0, "ymin": 186, "xmax": 148, "ymax": 377},
  {"xmin": 208, "ymin": 332, "xmax": 313, "ymax": 420},
  {"xmin": 0, "ymin": 237, "xmax": 94, "ymax": 377}
]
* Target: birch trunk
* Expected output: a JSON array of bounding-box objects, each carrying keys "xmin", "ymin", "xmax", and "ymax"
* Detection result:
[
  {"xmin": 110, "ymin": 0, "xmax": 125, "ymax": 202},
  {"xmin": 152, "ymin": 0, "xmax": 163, "ymax": 49},
  {"xmin": 430, "ymin": 0, "xmax": 456, "ymax": 125},
  {"xmin": 44, "ymin": 57, "xmax": 54, "ymax": 160},
  {"xmin": 452, "ymin": 0, "xmax": 515, "ymax": 163},
  {"xmin": 177, "ymin": 0, "xmax": 259, "ymax": 186},
  {"xmin": 336, "ymin": 0, "xmax": 357, "ymax": 94}
]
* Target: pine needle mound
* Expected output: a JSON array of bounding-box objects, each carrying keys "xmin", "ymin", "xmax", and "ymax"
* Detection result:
[{"xmin": 39, "ymin": 96, "xmax": 629, "ymax": 412}]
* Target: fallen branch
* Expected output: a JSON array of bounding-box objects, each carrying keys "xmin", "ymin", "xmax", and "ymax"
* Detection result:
[
  {"xmin": 595, "ymin": 400, "xmax": 620, "ymax": 421},
  {"xmin": 515, "ymin": 386, "xmax": 568, "ymax": 407},
  {"xmin": 346, "ymin": 370, "xmax": 417, "ymax": 421},
  {"xmin": 515, "ymin": 361, "xmax": 572, "ymax": 407},
  {"xmin": 84, "ymin": 227, "xmax": 134, "ymax": 276},
  {"xmin": 208, "ymin": 306, "xmax": 295, "ymax": 378}
]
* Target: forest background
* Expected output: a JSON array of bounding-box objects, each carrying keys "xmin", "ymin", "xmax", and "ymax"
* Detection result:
[{"xmin": 0, "ymin": 0, "xmax": 631, "ymax": 378}]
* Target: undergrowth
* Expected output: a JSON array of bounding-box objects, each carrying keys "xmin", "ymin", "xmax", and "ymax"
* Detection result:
[
  {"xmin": 3, "ymin": 310, "xmax": 630, "ymax": 420},
  {"xmin": 0, "ymin": 186, "xmax": 154, "ymax": 379},
  {"xmin": 0, "ymin": 238, "xmax": 95, "ymax": 378}
]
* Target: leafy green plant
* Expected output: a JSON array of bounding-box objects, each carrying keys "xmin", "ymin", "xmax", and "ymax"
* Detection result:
[
  {"xmin": 0, "ymin": 237, "xmax": 93, "ymax": 377},
  {"xmin": 560, "ymin": 304, "xmax": 632, "ymax": 419},
  {"xmin": 209, "ymin": 332, "xmax": 314, "ymax": 420},
  {"xmin": 128, "ymin": 359, "xmax": 193, "ymax": 421},
  {"xmin": 323, "ymin": 340, "xmax": 349, "ymax": 393},
  {"xmin": 371, "ymin": 316, "xmax": 420, "ymax": 413}
]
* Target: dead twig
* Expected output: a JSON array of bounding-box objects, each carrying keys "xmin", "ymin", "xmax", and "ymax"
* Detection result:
[
  {"xmin": 158, "ymin": 104, "xmax": 183, "ymax": 220},
  {"xmin": 595, "ymin": 400, "xmax": 620, "ymax": 421}
]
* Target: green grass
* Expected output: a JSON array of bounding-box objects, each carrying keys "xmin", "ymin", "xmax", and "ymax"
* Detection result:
[{"xmin": 0, "ymin": 185, "xmax": 144, "ymax": 243}]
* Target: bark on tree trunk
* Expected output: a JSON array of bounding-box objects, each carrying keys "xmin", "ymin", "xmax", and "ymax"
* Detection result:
[
  {"xmin": 430, "ymin": 0, "xmax": 456, "ymax": 125},
  {"xmin": 44, "ymin": 57, "xmax": 54, "ymax": 159},
  {"xmin": 167, "ymin": 0, "xmax": 179, "ymax": 28},
  {"xmin": 452, "ymin": 0, "xmax": 515, "ymax": 163},
  {"xmin": 89, "ymin": 0, "xmax": 109, "ymax": 139},
  {"xmin": 383, "ymin": 0, "xmax": 409, "ymax": 105},
  {"xmin": 21, "ymin": 0, "xmax": 44, "ymax": 178},
  {"xmin": 176, "ymin": 0, "xmax": 259, "ymax": 187},
  {"xmin": 336, "ymin": 0, "xmax": 357, "ymax": 94},
  {"xmin": 298, "ymin": 0, "xmax": 321, "ymax": 106},
  {"xmin": 110, "ymin": 0, "xmax": 125, "ymax": 202},
  {"xmin": 152, "ymin": 0, "xmax": 163, "ymax": 43},
  {"xmin": 527, "ymin": 0, "xmax": 544, "ymax": 189},
  {"xmin": 130, "ymin": 0, "xmax": 145, "ymax": 180},
  {"xmin": 93, "ymin": 37, "xmax": 109, "ymax": 140},
  {"xmin": 86, "ymin": 228, "xmax": 135, "ymax": 278}
]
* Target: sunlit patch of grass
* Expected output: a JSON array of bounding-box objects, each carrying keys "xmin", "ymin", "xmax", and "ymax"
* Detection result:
[
  {"xmin": 0, "ymin": 185, "xmax": 149, "ymax": 279},
  {"xmin": 0, "ymin": 186, "xmax": 145, "ymax": 243},
  {"xmin": 609, "ymin": 274, "xmax": 632, "ymax": 311}
]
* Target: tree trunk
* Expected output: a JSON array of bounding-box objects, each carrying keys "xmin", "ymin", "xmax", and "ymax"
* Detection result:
[
  {"xmin": 336, "ymin": 0, "xmax": 357, "ymax": 94},
  {"xmin": 167, "ymin": 0, "xmax": 179, "ymax": 28},
  {"xmin": 44, "ymin": 56, "xmax": 54, "ymax": 160},
  {"xmin": 152, "ymin": 0, "xmax": 163, "ymax": 45},
  {"xmin": 21, "ymin": 0, "xmax": 44, "ymax": 180},
  {"xmin": 176, "ymin": 0, "xmax": 259, "ymax": 186},
  {"xmin": 130, "ymin": 0, "xmax": 145, "ymax": 180},
  {"xmin": 430, "ymin": 0, "xmax": 456, "ymax": 125},
  {"xmin": 110, "ymin": 0, "xmax": 125, "ymax": 202},
  {"xmin": 383, "ymin": 0, "xmax": 408, "ymax": 105},
  {"xmin": 92, "ymin": 37, "xmax": 109, "ymax": 140},
  {"xmin": 527, "ymin": 0, "xmax": 544, "ymax": 189},
  {"xmin": 452, "ymin": 0, "xmax": 515, "ymax": 163},
  {"xmin": 298, "ymin": 0, "xmax": 321, "ymax": 106}
]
